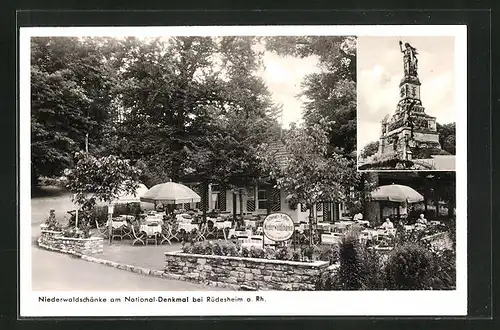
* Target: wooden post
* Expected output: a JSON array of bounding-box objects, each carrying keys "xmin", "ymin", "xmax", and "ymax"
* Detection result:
[
  {"xmin": 309, "ymin": 207, "xmax": 313, "ymax": 247},
  {"xmin": 75, "ymin": 208, "xmax": 79, "ymax": 229},
  {"xmin": 108, "ymin": 212, "xmax": 112, "ymax": 244},
  {"xmin": 108, "ymin": 203, "xmax": 114, "ymax": 245},
  {"xmin": 262, "ymin": 229, "xmax": 265, "ymax": 250},
  {"xmin": 239, "ymin": 188, "xmax": 244, "ymax": 217},
  {"xmin": 231, "ymin": 190, "xmax": 237, "ymax": 221}
]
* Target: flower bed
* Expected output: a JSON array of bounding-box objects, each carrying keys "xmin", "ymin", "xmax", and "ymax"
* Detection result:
[
  {"xmin": 181, "ymin": 240, "xmax": 339, "ymax": 264},
  {"xmin": 164, "ymin": 250, "xmax": 329, "ymax": 291},
  {"xmin": 38, "ymin": 229, "xmax": 103, "ymax": 256}
]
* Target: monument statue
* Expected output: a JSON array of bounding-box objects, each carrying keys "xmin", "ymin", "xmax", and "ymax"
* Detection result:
[{"xmin": 399, "ymin": 40, "xmax": 418, "ymax": 76}]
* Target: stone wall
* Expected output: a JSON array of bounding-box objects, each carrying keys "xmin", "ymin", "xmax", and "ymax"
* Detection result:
[
  {"xmin": 38, "ymin": 230, "xmax": 104, "ymax": 255},
  {"xmin": 164, "ymin": 251, "xmax": 329, "ymax": 291}
]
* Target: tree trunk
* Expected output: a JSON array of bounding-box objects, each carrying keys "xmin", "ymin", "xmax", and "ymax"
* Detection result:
[
  {"xmin": 308, "ymin": 207, "xmax": 314, "ymax": 247},
  {"xmin": 239, "ymin": 189, "xmax": 244, "ymax": 217},
  {"xmin": 232, "ymin": 191, "xmax": 237, "ymax": 222},
  {"xmin": 202, "ymin": 181, "xmax": 208, "ymax": 223}
]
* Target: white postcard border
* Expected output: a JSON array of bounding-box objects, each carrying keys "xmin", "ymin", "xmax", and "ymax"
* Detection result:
[{"xmin": 19, "ymin": 25, "xmax": 467, "ymax": 317}]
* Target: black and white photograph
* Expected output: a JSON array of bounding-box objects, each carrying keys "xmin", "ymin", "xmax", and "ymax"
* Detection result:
[
  {"xmin": 357, "ymin": 36, "xmax": 456, "ymax": 171},
  {"xmin": 19, "ymin": 26, "xmax": 467, "ymax": 317}
]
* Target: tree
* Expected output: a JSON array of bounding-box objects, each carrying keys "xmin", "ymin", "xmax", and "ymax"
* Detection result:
[
  {"xmin": 436, "ymin": 122, "xmax": 456, "ymax": 155},
  {"xmin": 65, "ymin": 152, "xmax": 141, "ymax": 220},
  {"xmin": 257, "ymin": 118, "xmax": 355, "ymax": 244},
  {"xmin": 265, "ymin": 36, "xmax": 357, "ymax": 156},
  {"xmin": 31, "ymin": 37, "xmax": 119, "ymax": 187},
  {"xmin": 360, "ymin": 141, "xmax": 379, "ymax": 159},
  {"xmin": 105, "ymin": 36, "xmax": 279, "ymax": 188}
]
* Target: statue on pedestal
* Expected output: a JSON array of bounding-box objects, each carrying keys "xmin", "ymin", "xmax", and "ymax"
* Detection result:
[{"xmin": 399, "ymin": 40, "xmax": 419, "ymax": 76}]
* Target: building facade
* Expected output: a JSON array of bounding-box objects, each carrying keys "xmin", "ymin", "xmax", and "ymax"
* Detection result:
[{"xmin": 182, "ymin": 183, "xmax": 346, "ymax": 224}]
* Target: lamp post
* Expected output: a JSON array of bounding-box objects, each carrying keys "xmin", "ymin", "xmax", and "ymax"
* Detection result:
[{"xmin": 108, "ymin": 203, "xmax": 114, "ymax": 244}]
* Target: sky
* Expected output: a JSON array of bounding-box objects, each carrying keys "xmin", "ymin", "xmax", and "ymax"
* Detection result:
[
  {"xmin": 259, "ymin": 52, "xmax": 320, "ymax": 128},
  {"xmin": 357, "ymin": 36, "xmax": 456, "ymax": 151}
]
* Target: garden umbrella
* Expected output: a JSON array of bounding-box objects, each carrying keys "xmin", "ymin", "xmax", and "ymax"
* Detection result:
[
  {"xmin": 140, "ymin": 182, "xmax": 201, "ymax": 204},
  {"xmin": 371, "ymin": 184, "xmax": 424, "ymax": 203},
  {"xmin": 114, "ymin": 183, "xmax": 149, "ymax": 204}
]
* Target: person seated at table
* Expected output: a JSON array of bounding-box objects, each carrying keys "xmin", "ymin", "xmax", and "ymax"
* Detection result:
[
  {"xmin": 353, "ymin": 212, "xmax": 363, "ymax": 221},
  {"xmin": 380, "ymin": 218, "xmax": 394, "ymax": 230},
  {"xmin": 416, "ymin": 213, "xmax": 428, "ymax": 225}
]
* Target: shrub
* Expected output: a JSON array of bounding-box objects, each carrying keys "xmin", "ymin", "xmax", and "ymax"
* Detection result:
[
  {"xmin": 212, "ymin": 242, "xmax": 223, "ymax": 256},
  {"xmin": 302, "ymin": 246, "xmax": 314, "ymax": 261},
  {"xmin": 66, "ymin": 206, "xmax": 109, "ymax": 228},
  {"xmin": 385, "ymin": 242, "xmax": 434, "ymax": 290},
  {"xmin": 291, "ymin": 250, "xmax": 302, "ymax": 261},
  {"xmin": 241, "ymin": 246, "xmax": 250, "ymax": 258},
  {"xmin": 316, "ymin": 244, "xmax": 340, "ymax": 265},
  {"xmin": 61, "ymin": 227, "xmax": 90, "ymax": 239},
  {"xmin": 263, "ymin": 246, "xmax": 277, "ymax": 260},
  {"xmin": 316, "ymin": 269, "xmax": 338, "ymax": 290},
  {"xmin": 335, "ymin": 234, "xmax": 365, "ymax": 290},
  {"xmin": 275, "ymin": 246, "xmax": 291, "ymax": 260},
  {"xmin": 249, "ymin": 247, "xmax": 265, "ymax": 259},
  {"xmin": 334, "ymin": 233, "xmax": 385, "ymax": 290},
  {"xmin": 429, "ymin": 249, "xmax": 456, "ymax": 290},
  {"xmin": 113, "ymin": 203, "xmax": 141, "ymax": 217},
  {"xmin": 191, "ymin": 241, "xmax": 206, "ymax": 254}
]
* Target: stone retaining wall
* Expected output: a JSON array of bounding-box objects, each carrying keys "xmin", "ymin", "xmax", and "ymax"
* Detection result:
[
  {"xmin": 38, "ymin": 230, "xmax": 103, "ymax": 255},
  {"xmin": 164, "ymin": 251, "xmax": 329, "ymax": 291}
]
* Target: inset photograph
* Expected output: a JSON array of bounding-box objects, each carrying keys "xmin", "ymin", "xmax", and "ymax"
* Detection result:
[{"xmin": 357, "ymin": 36, "xmax": 456, "ymax": 171}]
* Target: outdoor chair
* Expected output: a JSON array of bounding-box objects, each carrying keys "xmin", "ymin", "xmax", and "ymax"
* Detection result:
[
  {"xmin": 109, "ymin": 222, "xmax": 125, "ymax": 241},
  {"xmin": 204, "ymin": 220, "xmax": 218, "ymax": 239},
  {"xmin": 95, "ymin": 220, "xmax": 109, "ymax": 238},
  {"xmin": 120, "ymin": 222, "xmax": 133, "ymax": 240},
  {"xmin": 131, "ymin": 224, "xmax": 146, "ymax": 245},
  {"xmin": 159, "ymin": 224, "xmax": 174, "ymax": 245},
  {"xmin": 194, "ymin": 224, "xmax": 207, "ymax": 242},
  {"xmin": 168, "ymin": 222, "xmax": 181, "ymax": 242}
]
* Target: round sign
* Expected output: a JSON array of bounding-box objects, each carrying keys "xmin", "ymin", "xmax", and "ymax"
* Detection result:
[{"xmin": 263, "ymin": 213, "xmax": 295, "ymax": 242}]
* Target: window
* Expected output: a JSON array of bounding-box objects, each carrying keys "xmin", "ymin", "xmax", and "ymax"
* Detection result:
[
  {"xmin": 218, "ymin": 190, "xmax": 226, "ymax": 211},
  {"xmin": 258, "ymin": 188, "xmax": 267, "ymax": 210},
  {"xmin": 246, "ymin": 186, "xmax": 256, "ymax": 212}
]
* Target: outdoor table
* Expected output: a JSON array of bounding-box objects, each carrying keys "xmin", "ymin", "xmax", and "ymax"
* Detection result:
[
  {"xmin": 361, "ymin": 229, "xmax": 379, "ymax": 240},
  {"xmin": 317, "ymin": 222, "xmax": 336, "ymax": 233},
  {"xmin": 321, "ymin": 233, "xmax": 343, "ymax": 245},
  {"xmin": 228, "ymin": 228, "xmax": 252, "ymax": 240},
  {"xmin": 145, "ymin": 216, "xmax": 163, "ymax": 224},
  {"xmin": 355, "ymin": 220, "xmax": 370, "ymax": 227},
  {"xmin": 140, "ymin": 224, "xmax": 162, "ymax": 236},
  {"xmin": 404, "ymin": 225, "xmax": 415, "ymax": 231},
  {"xmin": 117, "ymin": 215, "xmax": 135, "ymax": 222},
  {"xmin": 213, "ymin": 221, "xmax": 233, "ymax": 240},
  {"xmin": 178, "ymin": 223, "xmax": 198, "ymax": 233},
  {"xmin": 213, "ymin": 220, "xmax": 232, "ymax": 230},
  {"xmin": 244, "ymin": 219, "xmax": 257, "ymax": 228},
  {"xmin": 110, "ymin": 220, "xmax": 127, "ymax": 229}
]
